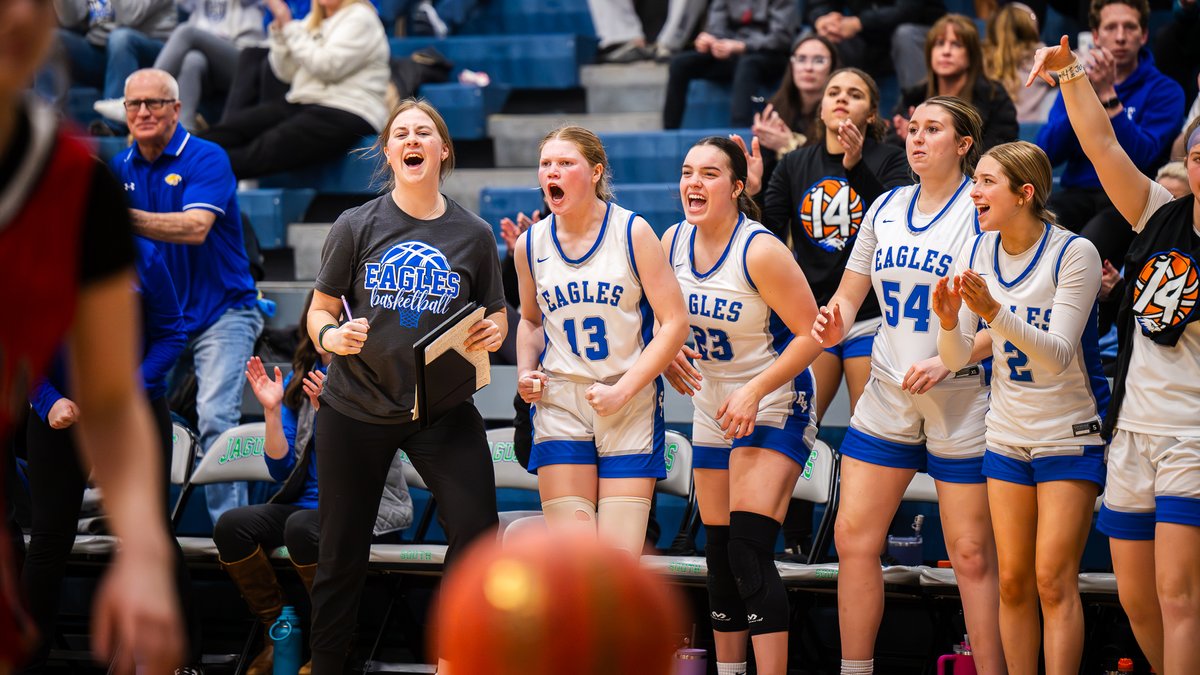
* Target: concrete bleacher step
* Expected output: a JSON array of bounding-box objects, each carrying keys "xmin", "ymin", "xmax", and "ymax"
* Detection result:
[
  {"xmin": 580, "ymin": 62, "xmax": 668, "ymax": 114},
  {"xmin": 288, "ymin": 223, "xmax": 333, "ymax": 281},
  {"xmin": 488, "ymin": 112, "xmax": 662, "ymax": 167},
  {"xmin": 443, "ymin": 167, "xmax": 534, "ymax": 214}
]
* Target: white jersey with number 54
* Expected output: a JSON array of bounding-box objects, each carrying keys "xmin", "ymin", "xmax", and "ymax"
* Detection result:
[{"xmin": 845, "ymin": 179, "xmax": 987, "ymax": 388}]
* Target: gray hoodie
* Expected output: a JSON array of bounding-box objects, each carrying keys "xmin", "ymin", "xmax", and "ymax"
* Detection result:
[{"xmin": 56, "ymin": 0, "xmax": 178, "ymax": 46}]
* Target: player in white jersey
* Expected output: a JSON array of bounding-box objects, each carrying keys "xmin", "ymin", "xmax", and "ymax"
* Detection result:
[
  {"xmin": 514, "ymin": 125, "xmax": 689, "ymax": 555},
  {"xmin": 1029, "ymin": 38, "xmax": 1200, "ymax": 674},
  {"xmin": 934, "ymin": 141, "xmax": 1108, "ymax": 675},
  {"xmin": 662, "ymin": 137, "xmax": 825, "ymax": 675},
  {"xmin": 812, "ymin": 97, "xmax": 1004, "ymax": 675}
]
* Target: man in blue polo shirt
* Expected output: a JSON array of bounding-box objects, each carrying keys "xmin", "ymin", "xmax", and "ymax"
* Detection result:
[{"xmin": 110, "ymin": 68, "xmax": 262, "ymax": 525}]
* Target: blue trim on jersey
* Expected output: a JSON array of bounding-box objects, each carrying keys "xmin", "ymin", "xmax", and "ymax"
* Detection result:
[
  {"xmin": 1157, "ymin": 496, "xmax": 1200, "ymax": 528},
  {"xmin": 668, "ymin": 221, "xmax": 685, "ymax": 267},
  {"xmin": 638, "ymin": 294, "xmax": 654, "ymax": 348},
  {"xmin": 694, "ymin": 445, "xmax": 732, "ymax": 470},
  {"xmin": 926, "ymin": 454, "xmax": 986, "ymax": 484},
  {"xmin": 767, "ymin": 308, "xmax": 792, "ymax": 356},
  {"xmin": 994, "ymin": 223, "xmax": 1052, "ymax": 288},
  {"xmin": 973, "ymin": 208, "xmax": 981, "ymax": 235},
  {"xmin": 1053, "ymin": 235, "xmax": 1082, "ymax": 287},
  {"xmin": 528, "ymin": 439, "xmax": 597, "ymax": 473},
  {"xmin": 841, "ymin": 426, "xmax": 928, "ymax": 470},
  {"xmin": 742, "ymin": 228, "xmax": 772, "ymax": 291},
  {"xmin": 968, "ymin": 233, "xmax": 985, "ymax": 268},
  {"xmin": 525, "ymin": 221, "xmax": 535, "ymax": 273},
  {"xmin": 599, "ymin": 451, "xmax": 668, "ymax": 479},
  {"xmin": 651, "ymin": 377, "xmax": 666, "ymax": 474},
  {"xmin": 551, "ymin": 201, "xmax": 612, "ymax": 265},
  {"xmin": 625, "ymin": 210, "xmax": 642, "ymax": 282},
  {"xmin": 982, "ymin": 446, "xmax": 1106, "ymax": 487},
  {"xmin": 875, "ymin": 186, "xmax": 902, "ymax": 214},
  {"xmin": 1080, "ymin": 302, "xmax": 1112, "ymax": 431},
  {"xmin": 690, "ymin": 213, "xmax": 744, "ymax": 280},
  {"xmin": 1097, "ymin": 505, "xmax": 1156, "ymax": 540},
  {"xmin": 905, "ymin": 176, "xmax": 971, "ymax": 234},
  {"xmin": 822, "ymin": 330, "xmax": 875, "ymax": 359}
]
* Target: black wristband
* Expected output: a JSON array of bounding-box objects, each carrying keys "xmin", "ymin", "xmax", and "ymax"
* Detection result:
[
  {"xmin": 318, "ymin": 323, "xmax": 337, "ymax": 351},
  {"xmin": 1102, "ymin": 96, "xmax": 1121, "ymax": 110}
]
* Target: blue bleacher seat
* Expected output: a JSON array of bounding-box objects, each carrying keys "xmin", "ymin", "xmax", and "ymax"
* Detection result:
[
  {"xmin": 67, "ymin": 87, "xmax": 102, "ymax": 127},
  {"xmin": 239, "ymin": 188, "xmax": 316, "ymax": 249},
  {"xmin": 417, "ymin": 82, "xmax": 511, "ymax": 140},
  {"xmin": 390, "ymin": 34, "xmax": 595, "ymax": 89},
  {"xmin": 681, "ymin": 80, "xmax": 738, "ymax": 130},
  {"xmin": 611, "ymin": 183, "xmax": 683, "ymax": 236},
  {"xmin": 458, "ymin": 0, "xmax": 595, "ymax": 37},
  {"xmin": 258, "ymin": 136, "xmax": 381, "ymax": 193},
  {"xmin": 479, "ymin": 186, "xmax": 543, "ymax": 245},
  {"xmin": 600, "ymin": 129, "xmax": 752, "ymax": 185}
]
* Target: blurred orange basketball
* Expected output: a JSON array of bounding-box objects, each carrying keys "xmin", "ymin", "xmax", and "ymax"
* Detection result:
[{"xmin": 429, "ymin": 530, "xmax": 687, "ymax": 675}]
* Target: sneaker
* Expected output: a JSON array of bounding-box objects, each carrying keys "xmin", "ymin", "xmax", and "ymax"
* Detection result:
[
  {"xmin": 654, "ymin": 44, "xmax": 676, "ymax": 63},
  {"xmin": 599, "ymin": 39, "xmax": 652, "ymax": 64},
  {"xmin": 412, "ymin": 1, "xmax": 448, "ymax": 38},
  {"xmin": 93, "ymin": 97, "xmax": 126, "ymax": 123},
  {"xmin": 174, "ymin": 667, "xmax": 204, "ymax": 675}
]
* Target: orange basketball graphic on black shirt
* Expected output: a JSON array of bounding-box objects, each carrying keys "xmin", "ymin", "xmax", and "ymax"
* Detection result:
[
  {"xmin": 1131, "ymin": 249, "xmax": 1199, "ymax": 334},
  {"xmin": 799, "ymin": 177, "xmax": 863, "ymax": 252}
]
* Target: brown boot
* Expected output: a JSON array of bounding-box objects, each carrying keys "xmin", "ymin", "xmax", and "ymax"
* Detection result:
[
  {"xmin": 221, "ymin": 547, "xmax": 285, "ymax": 675},
  {"xmin": 292, "ymin": 561, "xmax": 317, "ymax": 675}
]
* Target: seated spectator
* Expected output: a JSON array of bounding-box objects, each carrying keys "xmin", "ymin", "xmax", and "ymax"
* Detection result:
[
  {"xmin": 662, "ymin": 0, "xmax": 798, "ymax": 129},
  {"xmin": 110, "ymin": 69, "xmax": 265, "ymax": 524},
  {"xmin": 215, "ymin": 304, "xmax": 413, "ymax": 675},
  {"xmin": 220, "ymin": 0, "xmax": 312, "ymax": 121},
  {"xmin": 893, "ymin": 14, "xmax": 1018, "ymax": 152},
  {"xmin": 806, "ymin": 0, "xmax": 945, "ymax": 92},
  {"xmin": 1152, "ymin": 0, "xmax": 1198, "ymax": 108},
  {"xmin": 1036, "ymin": 0, "xmax": 1184, "ymax": 265},
  {"xmin": 200, "ymin": 0, "xmax": 389, "ymax": 178},
  {"xmin": 586, "ymin": 0, "xmax": 708, "ymax": 63},
  {"xmin": 139, "ymin": 0, "xmax": 269, "ymax": 131},
  {"xmin": 754, "ymin": 34, "xmax": 840, "ymax": 159},
  {"xmin": 984, "ymin": 2, "xmax": 1054, "ymax": 122},
  {"xmin": 1170, "ymin": 73, "xmax": 1199, "ymax": 160},
  {"xmin": 45, "ymin": 0, "xmax": 175, "ymax": 127}
]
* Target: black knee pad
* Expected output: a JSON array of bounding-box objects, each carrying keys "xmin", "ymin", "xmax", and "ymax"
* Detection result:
[
  {"xmin": 728, "ymin": 511, "xmax": 789, "ymax": 636},
  {"xmin": 704, "ymin": 525, "xmax": 749, "ymax": 632}
]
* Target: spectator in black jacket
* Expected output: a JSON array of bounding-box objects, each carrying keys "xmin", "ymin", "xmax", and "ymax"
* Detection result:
[
  {"xmin": 662, "ymin": 0, "xmax": 798, "ymax": 128},
  {"xmin": 893, "ymin": 14, "xmax": 1018, "ymax": 152},
  {"xmin": 807, "ymin": 0, "xmax": 946, "ymax": 92}
]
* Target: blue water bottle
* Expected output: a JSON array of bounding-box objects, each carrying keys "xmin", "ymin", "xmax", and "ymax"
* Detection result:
[{"xmin": 270, "ymin": 605, "xmax": 302, "ymax": 675}]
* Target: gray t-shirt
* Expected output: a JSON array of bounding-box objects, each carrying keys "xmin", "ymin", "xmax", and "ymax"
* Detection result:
[{"xmin": 315, "ymin": 194, "xmax": 506, "ymax": 423}]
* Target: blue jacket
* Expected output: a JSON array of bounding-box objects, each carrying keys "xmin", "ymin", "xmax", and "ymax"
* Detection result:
[
  {"xmin": 1037, "ymin": 48, "xmax": 1185, "ymax": 191},
  {"xmin": 30, "ymin": 237, "xmax": 187, "ymax": 419}
]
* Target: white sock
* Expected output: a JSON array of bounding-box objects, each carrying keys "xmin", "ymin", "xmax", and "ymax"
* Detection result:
[
  {"xmin": 716, "ymin": 662, "xmax": 747, "ymax": 675},
  {"xmin": 841, "ymin": 658, "xmax": 873, "ymax": 674}
]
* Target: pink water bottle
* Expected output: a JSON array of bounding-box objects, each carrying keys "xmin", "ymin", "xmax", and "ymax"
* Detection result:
[{"xmin": 937, "ymin": 636, "xmax": 976, "ymax": 675}]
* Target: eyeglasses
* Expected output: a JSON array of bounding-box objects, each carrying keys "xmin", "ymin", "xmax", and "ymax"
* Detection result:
[
  {"xmin": 790, "ymin": 55, "xmax": 830, "ymax": 67},
  {"xmin": 123, "ymin": 98, "xmax": 176, "ymax": 112}
]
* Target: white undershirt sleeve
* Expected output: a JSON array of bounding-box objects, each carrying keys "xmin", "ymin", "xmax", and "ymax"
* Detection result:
[{"xmin": 987, "ymin": 237, "xmax": 1102, "ymax": 375}]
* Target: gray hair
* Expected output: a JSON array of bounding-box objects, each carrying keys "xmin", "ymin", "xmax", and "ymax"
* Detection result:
[{"xmin": 124, "ymin": 69, "xmax": 180, "ymax": 100}]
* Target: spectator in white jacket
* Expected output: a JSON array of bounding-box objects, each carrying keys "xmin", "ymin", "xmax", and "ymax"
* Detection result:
[{"xmin": 199, "ymin": 0, "xmax": 389, "ymax": 178}]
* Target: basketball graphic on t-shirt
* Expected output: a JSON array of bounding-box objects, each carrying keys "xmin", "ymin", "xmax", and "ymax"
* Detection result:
[
  {"xmin": 1131, "ymin": 249, "xmax": 1199, "ymax": 334},
  {"xmin": 799, "ymin": 177, "xmax": 863, "ymax": 252},
  {"xmin": 365, "ymin": 241, "xmax": 462, "ymax": 328}
]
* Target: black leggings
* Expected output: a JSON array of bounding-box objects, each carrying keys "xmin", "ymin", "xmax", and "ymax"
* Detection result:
[
  {"xmin": 20, "ymin": 397, "xmax": 197, "ymax": 670},
  {"xmin": 309, "ymin": 401, "xmax": 498, "ymax": 673},
  {"xmin": 213, "ymin": 503, "xmax": 320, "ymax": 565}
]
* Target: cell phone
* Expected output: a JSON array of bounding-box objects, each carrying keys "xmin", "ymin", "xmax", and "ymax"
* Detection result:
[{"xmin": 750, "ymin": 95, "xmax": 768, "ymax": 116}]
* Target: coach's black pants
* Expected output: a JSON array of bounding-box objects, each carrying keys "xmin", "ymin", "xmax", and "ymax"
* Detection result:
[
  {"xmin": 308, "ymin": 402, "xmax": 498, "ymax": 674},
  {"xmin": 20, "ymin": 397, "xmax": 197, "ymax": 671},
  {"xmin": 200, "ymin": 100, "xmax": 373, "ymax": 179}
]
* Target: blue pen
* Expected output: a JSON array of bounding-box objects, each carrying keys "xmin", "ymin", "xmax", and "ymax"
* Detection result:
[{"xmin": 340, "ymin": 295, "xmax": 353, "ymax": 321}]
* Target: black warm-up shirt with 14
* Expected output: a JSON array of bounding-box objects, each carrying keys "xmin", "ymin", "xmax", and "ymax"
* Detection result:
[
  {"xmin": 762, "ymin": 138, "xmax": 911, "ymax": 320},
  {"xmin": 315, "ymin": 195, "xmax": 506, "ymax": 423}
]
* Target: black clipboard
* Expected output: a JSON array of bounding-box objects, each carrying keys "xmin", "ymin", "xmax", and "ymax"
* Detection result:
[{"xmin": 412, "ymin": 301, "xmax": 488, "ymax": 428}]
